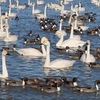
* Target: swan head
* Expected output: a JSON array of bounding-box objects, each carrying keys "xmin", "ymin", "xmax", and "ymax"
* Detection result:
[
  {"xmin": 86, "ymin": 40, "xmax": 90, "ymax": 45},
  {"xmin": 41, "ymin": 37, "xmax": 49, "ymax": 45},
  {"xmin": 2, "ymin": 49, "xmax": 9, "ymax": 56}
]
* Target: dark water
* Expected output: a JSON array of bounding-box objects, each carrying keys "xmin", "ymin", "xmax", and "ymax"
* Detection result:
[{"xmin": 0, "ymin": 0, "xmax": 100, "ymax": 100}]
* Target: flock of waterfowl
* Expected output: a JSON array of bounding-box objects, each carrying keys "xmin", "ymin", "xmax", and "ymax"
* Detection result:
[{"xmin": 0, "ymin": 0, "xmax": 100, "ymax": 97}]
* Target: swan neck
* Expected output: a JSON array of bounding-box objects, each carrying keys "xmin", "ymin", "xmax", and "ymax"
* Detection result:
[
  {"xmin": 74, "ymin": 18, "xmax": 77, "ymax": 29},
  {"xmin": 0, "ymin": 17, "xmax": 3, "ymax": 31},
  {"xmin": 9, "ymin": 7, "xmax": 11, "ymax": 16},
  {"xmin": 86, "ymin": 44, "xmax": 90, "ymax": 62},
  {"xmin": 44, "ymin": 42, "xmax": 50, "ymax": 67},
  {"xmin": 56, "ymin": 34, "xmax": 64, "ymax": 47},
  {"xmin": 41, "ymin": 45, "xmax": 46, "ymax": 56},
  {"xmin": 9, "ymin": 0, "xmax": 11, "ymax": 6},
  {"xmin": 44, "ymin": 5, "xmax": 47, "ymax": 17},
  {"xmin": 70, "ymin": 25, "xmax": 74, "ymax": 39},
  {"xmin": 32, "ymin": 5, "xmax": 34, "ymax": 14},
  {"xmin": 28, "ymin": 0, "xmax": 30, "ymax": 5},
  {"xmin": 59, "ymin": 21, "xmax": 62, "ymax": 31},
  {"xmin": 17, "ymin": 1, "xmax": 19, "ymax": 7},
  {"xmin": 68, "ymin": 11, "xmax": 72, "ymax": 24},
  {"xmin": 6, "ymin": 27, "xmax": 9, "ymax": 38},
  {"xmin": 2, "ymin": 53, "xmax": 8, "ymax": 77}
]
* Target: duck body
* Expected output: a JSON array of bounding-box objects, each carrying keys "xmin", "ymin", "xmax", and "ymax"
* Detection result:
[{"xmin": 75, "ymin": 80, "xmax": 100, "ymax": 93}]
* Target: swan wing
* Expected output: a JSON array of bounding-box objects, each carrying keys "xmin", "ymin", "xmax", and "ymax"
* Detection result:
[
  {"xmin": 17, "ymin": 48, "xmax": 42, "ymax": 56},
  {"xmin": 49, "ymin": 59, "xmax": 75, "ymax": 69}
]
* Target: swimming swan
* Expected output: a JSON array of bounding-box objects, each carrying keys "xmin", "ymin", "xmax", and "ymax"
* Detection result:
[
  {"xmin": 0, "ymin": 49, "xmax": 9, "ymax": 78},
  {"xmin": 55, "ymin": 23, "xmax": 85, "ymax": 48},
  {"xmin": 80, "ymin": 40, "xmax": 96, "ymax": 64},
  {"xmin": 4, "ymin": 24, "xmax": 18, "ymax": 42},
  {"xmin": 15, "ymin": 37, "xmax": 46, "ymax": 57},
  {"xmin": 41, "ymin": 37, "xmax": 75, "ymax": 69}
]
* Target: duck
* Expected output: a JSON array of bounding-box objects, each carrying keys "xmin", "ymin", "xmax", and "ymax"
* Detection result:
[
  {"xmin": 80, "ymin": 40, "xmax": 96, "ymax": 64},
  {"xmin": 54, "ymin": 23, "xmax": 86, "ymax": 49},
  {"xmin": 61, "ymin": 76, "xmax": 78, "ymax": 88},
  {"xmin": 27, "ymin": 30, "xmax": 33, "ymax": 37},
  {"xmin": 2, "ymin": 44, "xmax": 16, "ymax": 52},
  {"xmin": 0, "ymin": 49, "xmax": 9, "ymax": 78},
  {"xmin": 14, "ymin": 37, "xmax": 46, "ymax": 57},
  {"xmin": 23, "ymin": 38, "xmax": 36, "ymax": 45},
  {"xmin": 22, "ymin": 77, "xmax": 40, "ymax": 85},
  {"xmin": 41, "ymin": 37, "xmax": 75, "ymax": 69},
  {"xmin": 4, "ymin": 77, "xmax": 28, "ymax": 87},
  {"xmin": 89, "ymin": 62, "xmax": 100, "ymax": 68},
  {"xmin": 40, "ymin": 81, "xmax": 62, "ymax": 93},
  {"xmin": 75, "ymin": 80, "xmax": 100, "ymax": 93}
]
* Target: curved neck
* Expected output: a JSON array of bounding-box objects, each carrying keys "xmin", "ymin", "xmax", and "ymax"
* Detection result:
[
  {"xmin": 44, "ymin": 42, "xmax": 50, "ymax": 67},
  {"xmin": 56, "ymin": 34, "xmax": 64, "ymax": 47},
  {"xmin": 2, "ymin": 53, "xmax": 8, "ymax": 77},
  {"xmin": 69, "ymin": 25, "xmax": 74, "ymax": 39},
  {"xmin": 44, "ymin": 5, "xmax": 47, "ymax": 17}
]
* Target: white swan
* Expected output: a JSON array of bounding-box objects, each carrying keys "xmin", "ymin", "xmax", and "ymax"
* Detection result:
[
  {"xmin": 27, "ymin": 0, "xmax": 33, "ymax": 6},
  {"xmin": 4, "ymin": 24, "xmax": 18, "ymax": 42},
  {"xmin": 55, "ymin": 23, "xmax": 85, "ymax": 48},
  {"xmin": 41, "ymin": 37, "xmax": 75, "ymax": 69},
  {"xmin": 0, "ymin": 49, "xmax": 9, "ymax": 78},
  {"xmin": 0, "ymin": 7, "xmax": 7, "ymax": 37},
  {"xmin": 32, "ymin": 3, "xmax": 41, "ymax": 15},
  {"xmin": 36, "ymin": 0, "xmax": 44, "ymax": 5},
  {"xmin": 80, "ymin": 40, "xmax": 95, "ymax": 64},
  {"xmin": 0, "ymin": 0, "xmax": 6, "ymax": 3},
  {"xmin": 55, "ymin": 19, "xmax": 66, "ymax": 38},
  {"xmin": 8, "ymin": 6, "xmax": 16, "ymax": 17},
  {"xmin": 36, "ymin": 4, "xmax": 48, "ymax": 20},
  {"xmin": 15, "ymin": 37, "xmax": 46, "ymax": 57},
  {"xmin": 9, "ymin": 0, "xmax": 16, "ymax": 8},
  {"xmin": 77, "ymin": 1, "xmax": 85, "ymax": 12},
  {"xmin": 15, "ymin": 0, "xmax": 26, "ymax": 9}
]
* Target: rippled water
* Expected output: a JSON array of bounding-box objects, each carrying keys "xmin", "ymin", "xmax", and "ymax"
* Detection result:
[{"xmin": 0, "ymin": 0, "xmax": 100, "ymax": 100}]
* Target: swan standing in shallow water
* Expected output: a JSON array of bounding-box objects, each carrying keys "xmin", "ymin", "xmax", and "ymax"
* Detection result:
[
  {"xmin": 41, "ymin": 37, "xmax": 75, "ymax": 69},
  {"xmin": 15, "ymin": 37, "xmax": 46, "ymax": 57},
  {"xmin": 80, "ymin": 40, "xmax": 96, "ymax": 64},
  {"xmin": 0, "ymin": 49, "xmax": 9, "ymax": 78}
]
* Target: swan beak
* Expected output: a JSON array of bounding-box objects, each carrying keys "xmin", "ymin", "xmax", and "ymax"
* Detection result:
[
  {"xmin": 6, "ymin": 51, "xmax": 10, "ymax": 55},
  {"xmin": 42, "ymin": 41, "xmax": 46, "ymax": 45}
]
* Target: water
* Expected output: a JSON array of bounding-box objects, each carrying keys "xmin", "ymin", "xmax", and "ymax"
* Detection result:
[{"xmin": 0, "ymin": 0, "xmax": 100, "ymax": 99}]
